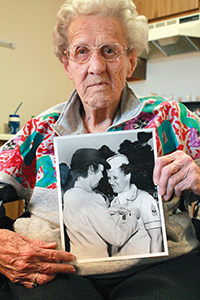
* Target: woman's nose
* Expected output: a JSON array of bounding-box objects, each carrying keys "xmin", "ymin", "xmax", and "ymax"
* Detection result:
[
  {"xmin": 108, "ymin": 177, "xmax": 113, "ymax": 184},
  {"xmin": 88, "ymin": 50, "xmax": 107, "ymax": 74}
]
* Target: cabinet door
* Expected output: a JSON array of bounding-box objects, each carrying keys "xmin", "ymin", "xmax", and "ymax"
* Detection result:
[{"xmin": 134, "ymin": 0, "xmax": 199, "ymax": 21}]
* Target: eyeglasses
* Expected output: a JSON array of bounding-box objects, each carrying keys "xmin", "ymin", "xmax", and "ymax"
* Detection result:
[{"xmin": 64, "ymin": 43, "xmax": 128, "ymax": 64}]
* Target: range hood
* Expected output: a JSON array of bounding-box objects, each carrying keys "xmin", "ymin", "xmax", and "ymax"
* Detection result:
[{"xmin": 148, "ymin": 13, "xmax": 200, "ymax": 56}]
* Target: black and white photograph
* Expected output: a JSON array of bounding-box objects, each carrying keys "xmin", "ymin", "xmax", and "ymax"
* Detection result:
[{"xmin": 54, "ymin": 129, "xmax": 168, "ymax": 263}]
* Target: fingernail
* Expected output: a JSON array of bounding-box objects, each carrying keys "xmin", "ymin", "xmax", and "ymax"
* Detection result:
[
  {"xmin": 69, "ymin": 266, "xmax": 76, "ymax": 273},
  {"xmin": 163, "ymin": 195, "xmax": 168, "ymax": 201},
  {"xmin": 154, "ymin": 179, "xmax": 158, "ymax": 185},
  {"xmin": 69, "ymin": 254, "xmax": 74, "ymax": 261}
]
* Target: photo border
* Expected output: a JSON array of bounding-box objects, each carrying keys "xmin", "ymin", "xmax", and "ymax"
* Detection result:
[{"xmin": 54, "ymin": 129, "xmax": 168, "ymax": 263}]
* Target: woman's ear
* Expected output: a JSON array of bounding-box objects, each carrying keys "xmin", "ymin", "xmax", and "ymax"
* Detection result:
[
  {"xmin": 126, "ymin": 50, "xmax": 138, "ymax": 79},
  {"xmin": 126, "ymin": 172, "xmax": 131, "ymax": 182},
  {"xmin": 61, "ymin": 56, "xmax": 73, "ymax": 80},
  {"xmin": 88, "ymin": 165, "xmax": 95, "ymax": 175}
]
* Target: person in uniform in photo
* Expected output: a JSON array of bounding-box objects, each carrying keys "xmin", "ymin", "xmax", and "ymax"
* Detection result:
[{"xmin": 107, "ymin": 154, "xmax": 162, "ymax": 255}]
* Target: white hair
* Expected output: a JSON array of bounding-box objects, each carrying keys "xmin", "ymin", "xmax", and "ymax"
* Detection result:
[{"xmin": 52, "ymin": 0, "xmax": 149, "ymax": 61}]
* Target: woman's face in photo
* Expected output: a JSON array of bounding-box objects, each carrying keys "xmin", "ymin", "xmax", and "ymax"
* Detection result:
[{"xmin": 107, "ymin": 168, "xmax": 130, "ymax": 193}]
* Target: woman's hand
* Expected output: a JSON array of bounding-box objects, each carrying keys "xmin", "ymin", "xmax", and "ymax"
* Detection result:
[
  {"xmin": 0, "ymin": 229, "xmax": 75, "ymax": 288},
  {"xmin": 153, "ymin": 150, "xmax": 200, "ymax": 201}
]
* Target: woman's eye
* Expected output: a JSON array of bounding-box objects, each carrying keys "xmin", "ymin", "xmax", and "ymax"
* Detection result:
[
  {"xmin": 103, "ymin": 47, "xmax": 115, "ymax": 55},
  {"xmin": 79, "ymin": 48, "xmax": 86, "ymax": 54},
  {"xmin": 76, "ymin": 47, "xmax": 89, "ymax": 55},
  {"xmin": 105, "ymin": 47, "xmax": 115, "ymax": 54},
  {"xmin": 101, "ymin": 45, "xmax": 117, "ymax": 59}
]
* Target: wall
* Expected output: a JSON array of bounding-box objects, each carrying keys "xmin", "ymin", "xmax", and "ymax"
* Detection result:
[
  {"xmin": 0, "ymin": 0, "xmax": 74, "ymax": 132},
  {"xmin": 130, "ymin": 49, "xmax": 200, "ymax": 102}
]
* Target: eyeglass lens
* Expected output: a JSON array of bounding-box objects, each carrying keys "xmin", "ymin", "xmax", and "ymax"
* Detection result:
[{"xmin": 66, "ymin": 44, "xmax": 125, "ymax": 63}]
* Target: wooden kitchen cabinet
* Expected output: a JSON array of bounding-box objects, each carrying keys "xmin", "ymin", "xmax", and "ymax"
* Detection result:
[{"xmin": 134, "ymin": 0, "xmax": 200, "ymax": 21}]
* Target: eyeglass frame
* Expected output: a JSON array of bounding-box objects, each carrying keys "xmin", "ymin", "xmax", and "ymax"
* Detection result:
[{"xmin": 63, "ymin": 43, "xmax": 128, "ymax": 64}]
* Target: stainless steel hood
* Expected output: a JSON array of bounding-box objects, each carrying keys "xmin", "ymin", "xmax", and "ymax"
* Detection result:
[{"xmin": 148, "ymin": 13, "xmax": 200, "ymax": 56}]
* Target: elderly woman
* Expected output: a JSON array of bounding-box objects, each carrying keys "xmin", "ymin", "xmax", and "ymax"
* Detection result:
[{"xmin": 0, "ymin": 0, "xmax": 200, "ymax": 299}]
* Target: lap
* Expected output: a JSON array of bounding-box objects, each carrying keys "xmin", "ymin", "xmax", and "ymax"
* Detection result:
[
  {"xmin": 107, "ymin": 248, "xmax": 200, "ymax": 300},
  {"xmin": 9, "ymin": 274, "xmax": 104, "ymax": 300},
  {"xmin": 9, "ymin": 248, "xmax": 200, "ymax": 300}
]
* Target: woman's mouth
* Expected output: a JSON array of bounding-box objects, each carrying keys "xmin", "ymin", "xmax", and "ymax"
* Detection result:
[{"xmin": 88, "ymin": 82, "xmax": 108, "ymax": 88}]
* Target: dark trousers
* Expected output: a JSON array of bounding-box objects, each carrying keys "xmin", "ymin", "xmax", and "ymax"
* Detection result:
[{"xmin": 8, "ymin": 247, "xmax": 200, "ymax": 300}]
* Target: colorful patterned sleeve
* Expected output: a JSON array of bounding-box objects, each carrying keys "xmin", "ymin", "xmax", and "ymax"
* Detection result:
[
  {"xmin": 142, "ymin": 98, "xmax": 200, "ymax": 158},
  {"xmin": 0, "ymin": 113, "xmax": 59, "ymax": 199},
  {"xmin": 122, "ymin": 96, "xmax": 200, "ymax": 159}
]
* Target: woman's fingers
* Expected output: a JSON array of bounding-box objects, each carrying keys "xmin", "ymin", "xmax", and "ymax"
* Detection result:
[
  {"xmin": 0, "ymin": 229, "xmax": 76, "ymax": 288},
  {"xmin": 153, "ymin": 150, "xmax": 200, "ymax": 201}
]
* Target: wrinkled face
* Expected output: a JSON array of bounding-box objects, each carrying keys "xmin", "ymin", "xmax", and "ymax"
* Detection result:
[
  {"xmin": 62, "ymin": 15, "xmax": 137, "ymax": 111},
  {"xmin": 107, "ymin": 167, "xmax": 130, "ymax": 193}
]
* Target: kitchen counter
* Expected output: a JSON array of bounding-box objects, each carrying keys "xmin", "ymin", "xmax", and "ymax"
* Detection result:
[{"xmin": 0, "ymin": 133, "xmax": 14, "ymax": 141}]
